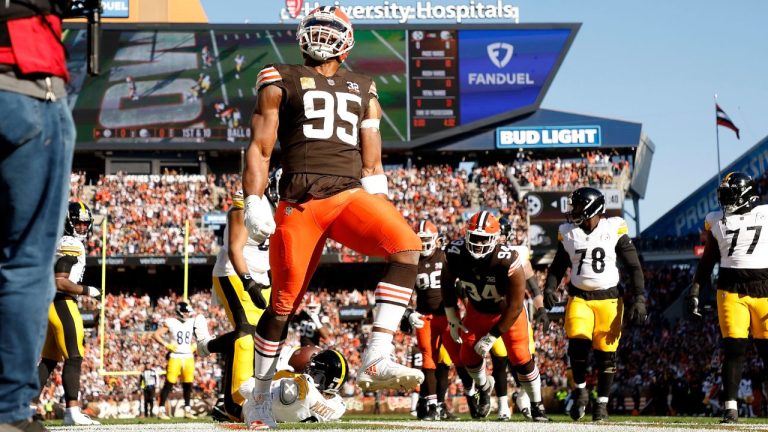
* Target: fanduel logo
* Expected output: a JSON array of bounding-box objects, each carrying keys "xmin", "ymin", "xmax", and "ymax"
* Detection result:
[{"xmin": 487, "ymin": 42, "xmax": 513, "ymax": 68}]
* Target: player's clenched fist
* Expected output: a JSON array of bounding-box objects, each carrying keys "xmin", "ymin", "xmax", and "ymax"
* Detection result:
[{"xmin": 244, "ymin": 195, "xmax": 275, "ymax": 243}]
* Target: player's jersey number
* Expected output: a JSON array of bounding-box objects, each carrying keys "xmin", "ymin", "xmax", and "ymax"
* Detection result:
[
  {"xmin": 416, "ymin": 271, "xmax": 441, "ymax": 290},
  {"xmin": 302, "ymin": 90, "xmax": 361, "ymax": 146},
  {"xmin": 462, "ymin": 281, "xmax": 500, "ymax": 302},
  {"xmin": 575, "ymin": 247, "xmax": 606, "ymax": 274},
  {"xmin": 176, "ymin": 331, "xmax": 191, "ymax": 345},
  {"xmin": 726, "ymin": 226, "xmax": 762, "ymax": 256}
]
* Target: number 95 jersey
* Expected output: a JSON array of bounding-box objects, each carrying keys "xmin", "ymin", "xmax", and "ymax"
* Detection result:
[
  {"xmin": 559, "ymin": 217, "xmax": 628, "ymax": 291},
  {"xmin": 256, "ymin": 64, "xmax": 378, "ymax": 202}
]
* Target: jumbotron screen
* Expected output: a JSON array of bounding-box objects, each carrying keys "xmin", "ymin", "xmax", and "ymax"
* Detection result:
[{"xmin": 62, "ymin": 24, "xmax": 576, "ymax": 148}]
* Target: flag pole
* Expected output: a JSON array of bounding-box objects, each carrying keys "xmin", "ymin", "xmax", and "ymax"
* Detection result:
[{"xmin": 715, "ymin": 93, "xmax": 722, "ymax": 182}]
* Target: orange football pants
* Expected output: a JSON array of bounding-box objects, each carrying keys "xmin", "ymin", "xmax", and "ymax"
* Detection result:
[
  {"xmin": 416, "ymin": 314, "xmax": 449, "ymax": 370},
  {"xmin": 270, "ymin": 188, "xmax": 421, "ymax": 315},
  {"xmin": 460, "ymin": 302, "xmax": 533, "ymax": 367}
]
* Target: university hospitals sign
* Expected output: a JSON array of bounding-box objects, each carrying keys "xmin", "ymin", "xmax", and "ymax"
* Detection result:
[{"xmin": 280, "ymin": 0, "xmax": 520, "ymax": 24}]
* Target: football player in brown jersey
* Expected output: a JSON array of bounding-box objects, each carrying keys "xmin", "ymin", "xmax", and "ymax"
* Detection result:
[
  {"xmin": 441, "ymin": 211, "xmax": 549, "ymax": 422},
  {"xmin": 409, "ymin": 220, "xmax": 473, "ymax": 420},
  {"xmin": 240, "ymin": 6, "xmax": 423, "ymax": 429}
]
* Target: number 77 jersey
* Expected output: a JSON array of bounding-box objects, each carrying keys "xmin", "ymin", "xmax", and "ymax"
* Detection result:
[
  {"xmin": 706, "ymin": 205, "xmax": 768, "ymax": 271},
  {"xmin": 559, "ymin": 217, "xmax": 628, "ymax": 291},
  {"xmin": 256, "ymin": 64, "xmax": 378, "ymax": 202}
]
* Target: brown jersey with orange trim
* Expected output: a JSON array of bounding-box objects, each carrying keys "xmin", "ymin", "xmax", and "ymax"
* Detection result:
[
  {"xmin": 415, "ymin": 249, "xmax": 446, "ymax": 315},
  {"xmin": 443, "ymin": 239, "xmax": 520, "ymax": 315},
  {"xmin": 256, "ymin": 64, "xmax": 378, "ymax": 203}
]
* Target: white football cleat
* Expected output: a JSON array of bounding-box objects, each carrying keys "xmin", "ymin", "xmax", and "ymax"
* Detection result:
[
  {"xmin": 238, "ymin": 378, "xmax": 276, "ymax": 429},
  {"xmin": 357, "ymin": 347, "xmax": 425, "ymax": 391},
  {"xmin": 63, "ymin": 407, "xmax": 101, "ymax": 425},
  {"xmin": 498, "ymin": 399, "xmax": 511, "ymax": 421}
]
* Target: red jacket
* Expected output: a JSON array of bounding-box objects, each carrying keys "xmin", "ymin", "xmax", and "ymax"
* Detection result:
[{"xmin": 0, "ymin": 15, "xmax": 69, "ymax": 81}]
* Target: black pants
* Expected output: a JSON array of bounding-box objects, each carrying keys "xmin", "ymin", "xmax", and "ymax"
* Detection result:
[{"xmin": 143, "ymin": 386, "xmax": 155, "ymax": 417}]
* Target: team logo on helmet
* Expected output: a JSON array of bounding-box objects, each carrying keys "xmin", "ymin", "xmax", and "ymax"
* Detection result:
[
  {"xmin": 64, "ymin": 201, "xmax": 93, "ymax": 242},
  {"xmin": 465, "ymin": 211, "xmax": 500, "ymax": 259},
  {"xmin": 307, "ymin": 349, "xmax": 348, "ymax": 394}
]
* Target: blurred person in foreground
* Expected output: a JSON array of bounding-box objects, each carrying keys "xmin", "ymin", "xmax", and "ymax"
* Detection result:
[
  {"xmin": 241, "ymin": 6, "xmax": 423, "ymax": 428},
  {"xmin": 688, "ymin": 172, "xmax": 768, "ymax": 424},
  {"xmin": 0, "ymin": 1, "xmax": 76, "ymax": 430}
]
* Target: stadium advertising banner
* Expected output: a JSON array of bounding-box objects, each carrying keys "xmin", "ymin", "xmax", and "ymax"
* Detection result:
[
  {"xmin": 279, "ymin": 0, "xmax": 520, "ymax": 24},
  {"xmin": 458, "ymin": 29, "xmax": 573, "ymax": 125},
  {"xmin": 496, "ymin": 125, "xmax": 602, "ymax": 149},
  {"xmin": 62, "ymin": 24, "xmax": 575, "ymax": 148},
  {"xmin": 101, "ymin": 0, "xmax": 130, "ymax": 18}
]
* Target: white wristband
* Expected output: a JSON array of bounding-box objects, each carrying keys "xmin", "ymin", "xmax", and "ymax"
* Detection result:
[
  {"xmin": 360, "ymin": 174, "xmax": 388, "ymax": 195},
  {"xmin": 360, "ymin": 118, "xmax": 380, "ymax": 129}
]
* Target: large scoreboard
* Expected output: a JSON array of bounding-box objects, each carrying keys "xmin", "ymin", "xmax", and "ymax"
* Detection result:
[{"xmin": 62, "ymin": 24, "xmax": 578, "ymax": 149}]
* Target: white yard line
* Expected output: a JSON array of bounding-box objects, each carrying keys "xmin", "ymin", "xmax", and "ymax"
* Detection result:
[{"xmin": 209, "ymin": 29, "xmax": 229, "ymax": 105}]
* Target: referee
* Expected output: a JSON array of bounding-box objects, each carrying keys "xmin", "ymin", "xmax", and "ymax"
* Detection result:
[{"xmin": 139, "ymin": 363, "xmax": 159, "ymax": 418}]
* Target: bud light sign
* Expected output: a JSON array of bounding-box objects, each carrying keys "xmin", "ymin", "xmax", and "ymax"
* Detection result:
[
  {"xmin": 496, "ymin": 126, "xmax": 601, "ymax": 149},
  {"xmin": 458, "ymin": 28, "xmax": 574, "ymax": 124}
]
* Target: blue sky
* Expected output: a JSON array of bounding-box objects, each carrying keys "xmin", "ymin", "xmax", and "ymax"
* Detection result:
[{"xmin": 201, "ymin": 0, "xmax": 768, "ymax": 231}]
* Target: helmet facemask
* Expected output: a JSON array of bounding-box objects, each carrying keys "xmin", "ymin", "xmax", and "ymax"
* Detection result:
[
  {"xmin": 718, "ymin": 183, "xmax": 758, "ymax": 215},
  {"xmin": 66, "ymin": 203, "xmax": 93, "ymax": 242},
  {"xmin": 465, "ymin": 229, "xmax": 498, "ymax": 259},
  {"xmin": 418, "ymin": 231, "xmax": 438, "ymax": 257},
  {"xmin": 297, "ymin": 9, "xmax": 354, "ymax": 62}
]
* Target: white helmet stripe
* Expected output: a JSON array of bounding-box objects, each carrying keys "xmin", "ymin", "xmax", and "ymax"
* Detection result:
[
  {"xmin": 478, "ymin": 211, "xmax": 489, "ymax": 229},
  {"xmin": 419, "ymin": 220, "xmax": 426, "ymax": 233}
]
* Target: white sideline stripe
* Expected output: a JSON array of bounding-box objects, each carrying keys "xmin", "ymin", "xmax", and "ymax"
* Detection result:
[
  {"xmin": 371, "ymin": 29, "xmax": 405, "ymax": 63},
  {"xmin": 209, "ymin": 29, "xmax": 228, "ymax": 105},
  {"xmin": 265, "ymin": 30, "xmax": 285, "ymax": 63}
]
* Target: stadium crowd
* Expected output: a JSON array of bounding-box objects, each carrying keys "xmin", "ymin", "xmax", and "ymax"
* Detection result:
[{"xmin": 67, "ymin": 154, "xmax": 629, "ymax": 257}]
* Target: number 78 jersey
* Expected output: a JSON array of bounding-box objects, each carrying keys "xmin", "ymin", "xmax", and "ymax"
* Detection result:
[
  {"xmin": 705, "ymin": 205, "xmax": 768, "ymax": 269},
  {"xmin": 559, "ymin": 217, "xmax": 628, "ymax": 291}
]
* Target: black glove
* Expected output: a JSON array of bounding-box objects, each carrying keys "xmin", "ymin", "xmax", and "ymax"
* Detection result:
[
  {"xmin": 241, "ymin": 274, "xmax": 269, "ymax": 309},
  {"xmin": 627, "ymin": 295, "xmax": 647, "ymax": 326},
  {"xmin": 543, "ymin": 288, "xmax": 558, "ymax": 310},
  {"xmin": 687, "ymin": 284, "xmax": 702, "ymax": 319},
  {"xmin": 533, "ymin": 306, "xmax": 550, "ymax": 327}
]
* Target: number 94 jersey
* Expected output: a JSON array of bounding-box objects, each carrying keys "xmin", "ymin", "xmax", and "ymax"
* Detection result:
[
  {"xmin": 257, "ymin": 64, "xmax": 378, "ymax": 202},
  {"xmin": 444, "ymin": 240, "xmax": 521, "ymax": 315},
  {"xmin": 559, "ymin": 217, "xmax": 628, "ymax": 291},
  {"xmin": 705, "ymin": 205, "xmax": 768, "ymax": 270}
]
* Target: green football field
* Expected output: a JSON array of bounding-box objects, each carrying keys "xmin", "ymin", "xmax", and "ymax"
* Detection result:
[
  {"xmin": 63, "ymin": 27, "xmax": 408, "ymax": 146},
  {"xmin": 45, "ymin": 414, "xmax": 768, "ymax": 431}
]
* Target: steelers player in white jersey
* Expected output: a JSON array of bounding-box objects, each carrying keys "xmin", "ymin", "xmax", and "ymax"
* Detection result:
[
  {"xmin": 239, "ymin": 349, "xmax": 348, "ymax": 423},
  {"xmin": 197, "ymin": 176, "xmax": 276, "ymax": 422},
  {"xmin": 543, "ymin": 187, "xmax": 645, "ymax": 422},
  {"xmin": 688, "ymin": 172, "xmax": 768, "ymax": 424},
  {"xmin": 153, "ymin": 302, "xmax": 210, "ymax": 419},
  {"xmin": 38, "ymin": 202, "xmax": 101, "ymax": 426}
]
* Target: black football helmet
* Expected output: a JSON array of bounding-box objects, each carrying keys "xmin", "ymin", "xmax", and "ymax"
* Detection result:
[
  {"xmin": 565, "ymin": 187, "xmax": 605, "ymax": 226},
  {"xmin": 266, "ymin": 167, "xmax": 282, "ymax": 206},
  {"xmin": 176, "ymin": 302, "xmax": 193, "ymax": 320},
  {"xmin": 307, "ymin": 349, "xmax": 347, "ymax": 394},
  {"xmin": 64, "ymin": 201, "xmax": 93, "ymax": 242},
  {"xmin": 717, "ymin": 172, "xmax": 759, "ymax": 215}
]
